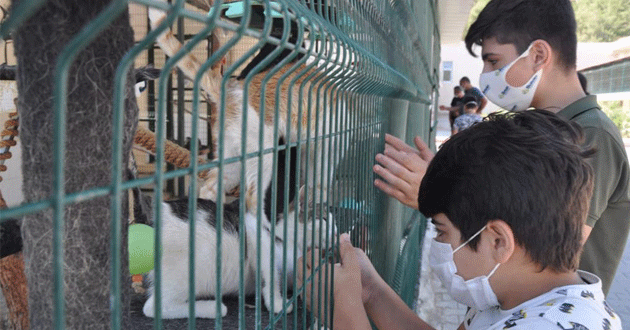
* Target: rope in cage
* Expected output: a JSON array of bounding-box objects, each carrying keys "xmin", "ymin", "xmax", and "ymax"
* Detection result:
[
  {"xmin": 133, "ymin": 125, "xmax": 211, "ymax": 180},
  {"xmin": 0, "ymin": 108, "xmax": 29, "ymax": 330},
  {"xmin": 0, "ymin": 111, "xmax": 18, "ymax": 208},
  {"xmin": 133, "ymin": 126, "xmax": 241, "ymax": 196}
]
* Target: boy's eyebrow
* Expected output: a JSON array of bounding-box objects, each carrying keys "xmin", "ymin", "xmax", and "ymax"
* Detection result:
[
  {"xmin": 430, "ymin": 218, "xmax": 442, "ymax": 226},
  {"xmin": 481, "ymin": 53, "xmax": 497, "ymax": 61}
]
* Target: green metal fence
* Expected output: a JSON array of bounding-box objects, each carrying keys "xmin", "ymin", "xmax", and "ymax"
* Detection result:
[
  {"xmin": 580, "ymin": 58, "xmax": 630, "ymax": 95},
  {"xmin": 0, "ymin": 0, "xmax": 439, "ymax": 328}
]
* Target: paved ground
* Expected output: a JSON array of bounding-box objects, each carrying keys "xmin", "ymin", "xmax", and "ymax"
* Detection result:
[{"xmin": 608, "ymin": 232, "xmax": 630, "ymax": 329}]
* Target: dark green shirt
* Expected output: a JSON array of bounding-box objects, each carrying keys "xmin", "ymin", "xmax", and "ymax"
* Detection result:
[{"xmin": 557, "ymin": 95, "xmax": 630, "ymax": 295}]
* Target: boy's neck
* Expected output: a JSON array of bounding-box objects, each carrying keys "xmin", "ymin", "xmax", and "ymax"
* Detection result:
[
  {"xmin": 532, "ymin": 67, "xmax": 586, "ymax": 113},
  {"xmin": 494, "ymin": 259, "xmax": 585, "ymax": 310}
]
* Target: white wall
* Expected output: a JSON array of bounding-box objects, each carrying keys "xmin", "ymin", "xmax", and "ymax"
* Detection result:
[
  {"xmin": 0, "ymin": 81, "xmax": 23, "ymax": 207},
  {"xmin": 435, "ymin": 42, "xmax": 501, "ymax": 136}
]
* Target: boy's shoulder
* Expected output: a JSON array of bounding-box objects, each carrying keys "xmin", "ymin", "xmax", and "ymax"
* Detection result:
[
  {"xmin": 557, "ymin": 95, "xmax": 623, "ymax": 143},
  {"xmin": 465, "ymin": 87, "xmax": 485, "ymax": 99},
  {"xmin": 466, "ymin": 271, "xmax": 622, "ymax": 330}
]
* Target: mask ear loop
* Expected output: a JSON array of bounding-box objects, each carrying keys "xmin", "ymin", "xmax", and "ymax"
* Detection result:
[
  {"xmin": 487, "ymin": 263, "xmax": 501, "ymax": 278},
  {"xmin": 453, "ymin": 224, "xmax": 488, "ymax": 254}
]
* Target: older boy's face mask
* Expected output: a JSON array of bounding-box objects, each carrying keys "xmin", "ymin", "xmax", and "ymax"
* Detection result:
[
  {"xmin": 479, "ymin": 44, "xmax": 542, "ymax": 111},
  {"xmin": 429, "ymin": 225, "xmax": 501, "ymax": 311}
]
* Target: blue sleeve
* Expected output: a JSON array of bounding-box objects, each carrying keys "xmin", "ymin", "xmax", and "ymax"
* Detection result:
[
  {"xmin": 453, "ymin": 118, "xmax": 462, "ymax": 131},
  {"xmin": 473, "ymin": 87, "xmax": 485, "ymax": 99}
]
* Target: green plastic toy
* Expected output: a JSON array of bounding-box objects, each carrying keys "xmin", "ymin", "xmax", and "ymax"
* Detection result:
[{"xmin": 128, "ymin": 224, "xmax": 155, "ymax": 275}]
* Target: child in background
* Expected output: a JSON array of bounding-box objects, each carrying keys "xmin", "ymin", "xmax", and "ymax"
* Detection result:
[{"xmin": 452, "ymin": 98, "xmax": 483, "ymax": 135}]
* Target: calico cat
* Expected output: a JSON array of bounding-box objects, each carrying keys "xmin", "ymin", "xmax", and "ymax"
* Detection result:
[
  {"xmin": 147, "ymin": 5, "xmax": 340, "ymax": 217},
  {"xmin": 142, "ymin": 188, "xmax": 336, "ymax": 319}
]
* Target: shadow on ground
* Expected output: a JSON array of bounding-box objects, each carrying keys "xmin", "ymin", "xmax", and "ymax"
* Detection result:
[{"xmin": 130, "ymin": 291, "xmax": 317, "ymax": 329}]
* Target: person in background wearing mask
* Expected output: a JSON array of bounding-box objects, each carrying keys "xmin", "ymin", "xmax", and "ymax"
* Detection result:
[
  {"xmin": 459, "ymin": 76, "xmax": 488, "ymax": 114},
  {"xmin": 452, "ymin": 98, "xmax": 483, "ymax": 135},
  {"xmin": 373, "ymin": 0, "xmax": 630, "ymax": 295},
  {"xmin": 300, "ymin": 111, "xmax": 622, "ymax": 329},
  {"xmin": 439, "ymin": 85, "xmax": 466, "ymax": 130}
]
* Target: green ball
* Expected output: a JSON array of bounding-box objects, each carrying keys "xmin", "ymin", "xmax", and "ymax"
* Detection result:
[{"xmin": 128, "ymin": 224, "xmax": 155, "ymax": 275}]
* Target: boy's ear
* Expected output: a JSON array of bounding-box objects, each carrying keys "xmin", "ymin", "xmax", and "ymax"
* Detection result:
[
  {"xmin": 530, "ymin": 39, "xmax": 553, "ymax": 71},
  {"xmin": 485, "ymin": 219, "xmax": 515, "ymax": 264}
]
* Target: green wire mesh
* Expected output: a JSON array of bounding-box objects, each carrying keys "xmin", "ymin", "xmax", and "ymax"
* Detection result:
[
  {"xmin": 581, "ymin": 59, "xmax": 630, "ymax": 95},
  {"xmin": 0, "ymin": 0, "xmax": 439, "ymax": 328}
]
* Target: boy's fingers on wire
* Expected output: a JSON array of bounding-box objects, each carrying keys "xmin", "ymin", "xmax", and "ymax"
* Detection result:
[
  {"xmin": 338, "ymin": 233, "xmax": 358, "ymax": 271},
  {"xmin": 373, "ymin": 178, "xmax": 419, "ymax": 210},
  {"xmin": 297, "ymin": 257, "xmax": 305, "ymax": 276},
  {"xmin": 306, "ymin": 249, "xmax": 320, "ymax": 271},
  {"xmin": 374, "ymin": 153, "xmax": 410, "ymax": 178},
  {"xmin": 372, "ymin": 163, "xmax": 411, "ymax": 192},
  {"xmin": 385, "ymin": 133, "xmax": 419, "ymax": 155},
  {"xmin": 414, "ymin": 136, "xmax": 434, "ymax": 162},
  {"xmin": 383, "ymin": 147, "xmax": 420, "ymax": 172}
]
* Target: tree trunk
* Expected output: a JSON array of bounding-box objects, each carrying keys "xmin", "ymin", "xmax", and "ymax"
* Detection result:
[{"xmin": 13, "ymin": 0, "xmax": 137, "ymax": 328}]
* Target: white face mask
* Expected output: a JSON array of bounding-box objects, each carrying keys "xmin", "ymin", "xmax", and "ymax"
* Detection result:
[
  {"xmin": 429, "ymin": 225, "xmax": 501, "ymax": 311},
  {"xmin": 479, "ymin": 44, "xmax": 542, "ymax": 111}
]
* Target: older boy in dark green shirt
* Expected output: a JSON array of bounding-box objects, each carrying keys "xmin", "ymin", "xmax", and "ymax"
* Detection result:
[{"xmin": 464, "ymin": 0, "xmax": 630, "ymax": 295}]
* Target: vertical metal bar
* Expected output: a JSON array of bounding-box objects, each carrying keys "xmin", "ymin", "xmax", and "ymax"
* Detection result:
[
  {"xmin": 294, "ymin": 26, "xmax": 330, "ymax": 330},
  {"xmin": 112, "ymin": 2, "xmax": 181, "ymax": 328},
  {"xmin": 177, "ymin": 15, "xmax": 186, "ymax": 198},
  {"xmin": 150, "ymin": 1, "xmax": 187, "ymax": 327},
  {"xmin": 252, "ymin": 5, "xmax": 294, "ymax": 326},
  {"xmin": 275, "ymin": 19, "xmax": 320, "ymax": 329},
  {"xmin": 201, "ymin": 1, "xmax": 257, "ymax": 327},
  {"xmin": 148, "ymin": 13, "xmax": 157, "ymax": 139},
  {"xmin": 166, "ymin": 66, "xmax": 175, "ymax": 195},
  {"xmin": 300, "ymin": 32, "xmax": 330, "ymax": 329},
  {"xmin": 162, "ymin": 3, "xmax": 229, "ymax": 328},
  {"xmin": 218, "ymin": 2, "xmax": 271, "ymax": 327},
  {"xmin": 280, "ymin": 18, "xmax": 308, "ymax": 328}
]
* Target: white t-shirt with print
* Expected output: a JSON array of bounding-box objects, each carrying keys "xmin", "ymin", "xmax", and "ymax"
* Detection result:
[{"xmin": 464, "ymin": 271, "xmax": 622, "ymax": 330}]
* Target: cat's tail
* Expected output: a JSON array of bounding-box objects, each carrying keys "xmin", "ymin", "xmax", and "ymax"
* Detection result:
[{"xmin": 148, "ymin": 6, "xmax": 223, "ymax": 105}]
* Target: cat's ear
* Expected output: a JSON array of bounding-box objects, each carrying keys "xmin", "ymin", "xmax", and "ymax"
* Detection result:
[
  {"xmin": 135, "ymin": 65, "xmax": 161, "ymax": 84},
  {"xmin": 287, "ymin": 185, "xmax": 306, "ymax": 215},
  {"xmin": 287, "ymin": 185, "xmax": 305, "ymax": 213}
]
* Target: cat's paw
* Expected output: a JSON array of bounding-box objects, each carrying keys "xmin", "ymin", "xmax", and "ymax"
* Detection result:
[
  {"xmin": 265, "ymin": 298, "xmax": 292, "ymax": 315},
  {"xmin": 142, "ymin": 296, "xmax": 155, "ymax": 318},
  {"xmin": 284, "ymin": 302, "xmax": 294, "ymax": 314},
  {"xmin": 195, "ymin": 300, "xmax": 228, "ymax": 318}
]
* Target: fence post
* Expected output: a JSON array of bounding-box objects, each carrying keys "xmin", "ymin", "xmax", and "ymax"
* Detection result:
[{"xmin": 373, "ymin": 97, "xmax": 409, "ymax": 284}]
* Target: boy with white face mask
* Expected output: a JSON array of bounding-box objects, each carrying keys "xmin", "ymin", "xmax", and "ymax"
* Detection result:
[
  {"xmin": 464, "ymin": 0, "xmax": 630, "ymax": 296},
  {"xmin": 299, "ymin": 110, "xmax": 622, "ymax": 329}
]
